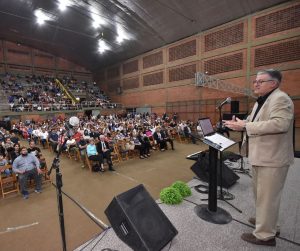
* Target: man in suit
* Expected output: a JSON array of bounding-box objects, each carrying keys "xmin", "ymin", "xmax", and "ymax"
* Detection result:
[
  {"xmin": 96, "ymin": 135, "xmax": 115, "ymax": 171},
  {"xmin": 224, "ymin": 69, "xmax": 294, "ymax": 247},
  {"xmin": 153, "ymin": 127, "xmax": 167, "ymax": 151}
]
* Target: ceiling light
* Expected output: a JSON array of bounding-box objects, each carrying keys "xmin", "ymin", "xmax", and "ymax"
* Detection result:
[
  {"xmin": 116, "ymin": 24, "xmax": 130, "ymax": 44},
  {"xmin": 57, "ymin": 0, "xmax": 73, "ymax": 12},
  {"xmin": 98, "ymin": 40, "xmax": 110, "ymax": 54},
  {"xmin": 34, "ymin": 9, "xmax": 55, "ymax": 25},
  {"xmin": 90, "ymin": 6, "xmax": 106, "ymax": 29}
]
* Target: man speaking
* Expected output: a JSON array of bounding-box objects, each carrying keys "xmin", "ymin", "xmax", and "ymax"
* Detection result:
[{"xmin": 224, "ymin": 69, "xmax": 294, "ymax": 246}]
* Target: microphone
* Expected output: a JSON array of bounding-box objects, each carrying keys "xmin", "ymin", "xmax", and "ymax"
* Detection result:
[{"xmin": 217, "ymin": 97, "xmax": 231, "ymax": 109}]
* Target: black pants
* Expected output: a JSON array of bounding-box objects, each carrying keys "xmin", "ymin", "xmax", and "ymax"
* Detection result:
[
  {"xmin": 102, "ymin": 151, "xmax": 113, "ymax": 167},
  {"xmin": 157, "ymin": 140, "xmax": 167, "ymax": 150},
  {"xmin": 165, "ymin": 138, "xmax": 174, "ymax": 149},
  {"xmin": 88, "ymin": 154, "xmax": 103, "ymax": 166}
]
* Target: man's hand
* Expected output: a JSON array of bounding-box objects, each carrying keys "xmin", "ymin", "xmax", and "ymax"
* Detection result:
[
  {"xmin": 37, "ymin": 168, "xmax": 43, "ymax": 174},
  {"xmin": 223, "ymin": 116, "xmax": 246, "ymax": 131}
]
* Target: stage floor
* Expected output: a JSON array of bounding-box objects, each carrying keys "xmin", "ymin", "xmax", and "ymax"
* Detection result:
[{"xmin": 75, "ymin": 158, "xmax": 300, "ymax": 251}]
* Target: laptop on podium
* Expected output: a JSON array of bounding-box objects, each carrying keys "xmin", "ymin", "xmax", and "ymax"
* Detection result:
[{"xmin": 198, "ymin": 118, "xmax": 236, "ymax": 151}]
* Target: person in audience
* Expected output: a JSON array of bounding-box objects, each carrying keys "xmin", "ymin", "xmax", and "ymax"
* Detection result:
[
  {"xmin": 137, "ymin": 131, "xmax": 151, "ymax": 158},
  {"xmin": 77, "ymin": 135, "xmax": 88, "ymax": 168},
  {"xmin": 161, "ymin": 125, "xmax": 174, "ymax": 150},
  {"xmin": 183, "ymin": 121, "xmax": 196, "ymax": 144},
  {"xmin": 12, "ymin": 147, "xmax": 42, "ymax": 199},
  {"xmin": 49, "ymin": 128, "xmax": 59, "ymax": 153},
  {"xmin": 9, "ymin": 143, "xmax": 21, "ymax": 164},
  {"xmin": 10, "ymin": 132, "xmax": 20, "ymax": 145},
  {"xmin": 3, "ymin": 137, "xmax": 14, "ymax": 155},
  {"xmin": 89, "ymin": 127, "xmax": 99, "ymax": 139},
  {"xmin": 86, "ymin": 138, "xmax": 104, "ymax": 172},
  {"xmin": 153, "ymin": 127, "xmax": 167, "ymax": 151},
  {"xmin": 0, "ymin": 153, "xmax": 11, "ymax": 177},
  {"xmin": 31, "ymin": 126, "xmax": 40, "ymax": 145},
  {"xmin": 39, "ymin": 128, "xmax": 49, "ymax": 148},
  {"xmin": 0, "ymin": 144, "xmax": 6, "ymax": 156},
  {"xmin": 27, "ymin": 140, "xmax": 42, "ymax": 159},
  {"xmin": 96, "ymin": 135, "xmax": 115, "ymax": 171},
  {"xmin": 66, "ymin": 136, "xmax": 78, "ymax": 154}
]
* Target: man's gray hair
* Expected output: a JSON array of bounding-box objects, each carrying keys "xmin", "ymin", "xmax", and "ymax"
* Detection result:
[{"xmin": 257, "ymin": 69, "xmax": 282, "ymax": 84}]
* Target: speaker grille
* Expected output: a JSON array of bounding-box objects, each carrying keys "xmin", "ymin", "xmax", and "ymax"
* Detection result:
[{"xmin": 105, "ymin": 184, "xmax": 178, "ymax": 251}]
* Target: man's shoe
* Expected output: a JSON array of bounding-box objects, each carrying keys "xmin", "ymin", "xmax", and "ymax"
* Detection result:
[
  {"xmin": 23, "ymin": 194, "xmax": 29, "ymax": 199},
  {"xmin": 248, "ymin": 217, "xmax": 255, "ymax": 225},
  {"xmin": 248, "ymin": 218, "xmax": 280, "ymax": 236},
  {"xmin": 241, "ymin": 233, "xmax": 276, "ymax": 246},
  {"xmin": 109, "ymin": 167, "xmax": 116, "ymax": 171},
  {"xmin": 34, "ymin": 189, "xmax": 42, "ymax": 194}
]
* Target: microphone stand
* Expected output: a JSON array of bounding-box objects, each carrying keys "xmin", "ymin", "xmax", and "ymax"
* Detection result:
[{"xmin": 47, "ymin": 137, "xmax": 68, "ymax": 251}]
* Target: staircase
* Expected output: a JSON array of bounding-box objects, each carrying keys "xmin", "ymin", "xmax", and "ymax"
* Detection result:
[{"xmin": 55, "ymin": 79, "xmax": 79, "ymax": 105}]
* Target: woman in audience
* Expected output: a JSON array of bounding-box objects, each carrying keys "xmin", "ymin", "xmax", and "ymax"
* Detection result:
[{"xmin": 86, "ymin": 138, "xmax": 104, "ymax": 172}]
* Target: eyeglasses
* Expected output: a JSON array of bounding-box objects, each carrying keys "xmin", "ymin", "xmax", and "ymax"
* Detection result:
[{"xmin": 252, "ymin": 79, "xmax": 274, "ymax": 84}]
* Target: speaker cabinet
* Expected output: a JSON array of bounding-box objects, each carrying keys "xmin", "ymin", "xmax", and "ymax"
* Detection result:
[
  {"xmin": 231, "ymin": 101, "xmax": 239, "ymax": 114},
  {"xmin": 190, "ymin": 151, "xmax": 240, "ymax": 188},
  {"xmin": 105, "ymin": 184, "xmax": 178, "ymax": 251}
]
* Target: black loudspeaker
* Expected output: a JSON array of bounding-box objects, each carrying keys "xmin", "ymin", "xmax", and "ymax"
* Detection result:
[
  {"xmin": 105, "ymin": 184, "xmax": 178, "ymax": 251},
  {"xmin": 190, "ymin": 151, "xmax": 240, "ymax": 188},
  {"xmin": 231, "ymin": 101, "xmax": 239, "ymax": 114}
]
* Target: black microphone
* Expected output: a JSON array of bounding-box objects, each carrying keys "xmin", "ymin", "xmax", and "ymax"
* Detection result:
[{"xmin": 217, "ymin": 97, "xmax": 231, "ymax": 109}]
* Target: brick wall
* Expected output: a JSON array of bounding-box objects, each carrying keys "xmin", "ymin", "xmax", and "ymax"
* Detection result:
[
  {"xmin": 95, "ymin": 1, "xmax": 300, "ymax": 126},
  {"xmin": 0, "ymin": 39, "xmax": 92, "ymax": 81}
]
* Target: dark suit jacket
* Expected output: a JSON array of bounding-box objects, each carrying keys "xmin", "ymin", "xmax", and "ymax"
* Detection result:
[{"xmin": 96, "ymin": 141, "xmax": 110, "ymax": 154}]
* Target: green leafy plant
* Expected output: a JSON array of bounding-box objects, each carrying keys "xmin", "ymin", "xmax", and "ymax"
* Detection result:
[
  {"xmin": 172, "ymin": 181, "xmax": 192, "ymax": 198},
  {"xmin": 160, "ymin": 187, "xmax": 182, "ymax": 205}
]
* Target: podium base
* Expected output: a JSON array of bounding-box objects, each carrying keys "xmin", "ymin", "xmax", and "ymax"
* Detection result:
[{"xmin": 194, "ymin": 204, "xmax": 232, "ymax": 224}]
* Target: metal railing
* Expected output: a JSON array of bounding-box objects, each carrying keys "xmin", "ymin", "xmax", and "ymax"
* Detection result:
[
  {"xmin": 195, "ymin": 72, "xmax": 255, "ymax": 98},
  {"xmin": 0, "ymin": 101, "xmax": 122, "ymax": 112}
]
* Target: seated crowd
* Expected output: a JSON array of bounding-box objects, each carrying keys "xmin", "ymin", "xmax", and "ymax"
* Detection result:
[
  {"xmin": 1, "ymin": 112, "xmax": 204, "ymax": 199},
  {"xmin": 1, "ymin": 73, "xmax": 116, "ymax": 112}
]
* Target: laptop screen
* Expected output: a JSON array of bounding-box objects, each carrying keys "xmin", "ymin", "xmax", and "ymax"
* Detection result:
[{"xmin": 199, "ymin": 118, "xmax": 215, "ymax": 136}]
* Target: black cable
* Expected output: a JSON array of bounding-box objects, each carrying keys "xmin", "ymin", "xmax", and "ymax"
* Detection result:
[
  {"xmin": 52, "ymin": 183, "xmax": 109, "ymax": 231},
  {"xmin": 90, "ymin": 228, "xmax": 110, "ymax": 251},
  {"xmin": 167, "ymin": 239, "xmax": 173, "ymax": 251},
  {"xmin": 79, "ymin": 231, "xmax": 107, "ymax": 251}
]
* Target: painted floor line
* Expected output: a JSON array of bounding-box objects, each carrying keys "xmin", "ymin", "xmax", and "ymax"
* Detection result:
[{"xmin": 0, "ymin": 222, "xmax": 39, "ymax": 235}]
